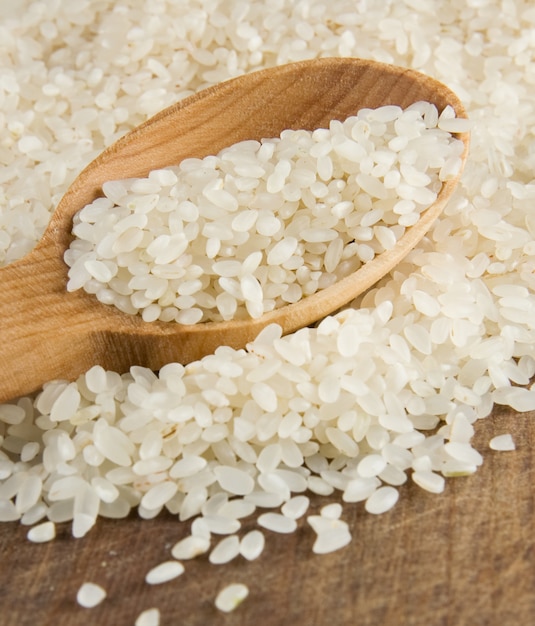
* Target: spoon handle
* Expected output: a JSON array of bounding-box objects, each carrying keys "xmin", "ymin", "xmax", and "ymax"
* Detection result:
[{"xmin": 0, "ymin": 246, "xmax": 98, "ymax": 403}]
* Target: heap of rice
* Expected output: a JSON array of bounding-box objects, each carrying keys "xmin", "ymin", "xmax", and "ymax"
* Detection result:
[
  {"xmin": 64, "ymin": 104, "xmax": 464, "ymax": 323},
  {"xmin": 1, "ymin": 0, "xmax": 534, "ymax": 618}
]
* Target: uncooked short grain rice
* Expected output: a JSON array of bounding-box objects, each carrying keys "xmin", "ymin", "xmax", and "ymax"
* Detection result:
[
  {"xmin": 76, "ymin": 582, "xmax": 107, "ymax": 608},
  {"xmin": 145, "ymin": 561, "xmax": 185, "ymax": 585},
  {"xmin": 26, "ymin": 520, "xmax": 56, "ymax": 543},
  {"xmin": 209, "ymin": 535, "xmax": 241, "ymax": 564},
  {"xmin": 239, "ymin": 530, "xmax": 265, "ymax": 561},
  {"xmin": 171, "ymin": 534, "xmax": 211, "ymax": 560},
  {"xmin": 307, "ymin": 512, "xmax": 352, "ymax": 555},
  {"xmin": 489, "ymin": 434, "xmax": 516, "ymax": 452},
  {"xmin": 214, "ymin": 583, "xmax": 250, "ymax": 613},
  {"xmin": 135, "ymin": 608, "xmax": 161, "ymax": 626},
  {"xmin": 281, "ymin": 495, "xmax": 310, "ymax": 520},
  {"xmin": 64, "ymin": 108, "xmax": 464, "ymax": 324},
  {"xmin": 1, "ymin": 0, "xmax": 535, "ymax": 621}
]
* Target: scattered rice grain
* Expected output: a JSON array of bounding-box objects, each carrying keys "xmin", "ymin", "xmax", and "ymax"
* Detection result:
[
  {"xmin": 215, "ymin": 583, "xmax": 249, "ymax": 613},
  {"xmin": 76, "ymin": 582, "xmax": 107, "ymax": 608},
  {"xmin": 145, "ymin": 561, "xmax": 185, "ymax": 585},
  {"xmin": 489, "ymin": 434, "xmax": 516, "ymax": 452}
]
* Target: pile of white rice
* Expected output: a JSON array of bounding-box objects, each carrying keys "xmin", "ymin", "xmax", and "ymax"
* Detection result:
[
  {"xmin": 64, "ymin": 104, "xmax": 464, "ymax": 323},
  {"xmin": 1, "ymin": 0, "xmax": 534, "ymax": 619}
]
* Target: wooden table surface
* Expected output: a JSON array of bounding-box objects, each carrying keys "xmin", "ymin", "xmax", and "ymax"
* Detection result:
[{"xmin": 1, "ymin": 405, "xmax": 533, "ymax": 626}]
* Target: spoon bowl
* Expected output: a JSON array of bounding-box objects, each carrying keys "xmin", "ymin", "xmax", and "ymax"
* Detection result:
[{"xmin": 0, "ymin": 57, "xmax": 469, "ymax": 402}]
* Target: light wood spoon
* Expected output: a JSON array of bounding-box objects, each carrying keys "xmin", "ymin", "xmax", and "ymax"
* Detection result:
[{"xmin": 0, "ymin": 57, "xmax": 469, "ymax": 403}]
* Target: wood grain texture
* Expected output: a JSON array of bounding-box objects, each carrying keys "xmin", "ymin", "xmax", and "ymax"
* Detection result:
[
  {"xmin": 1, "ymin": 405, "xmax": 533, "ymax": 626},
  {"xmin": 0, "ymin": 58, "xmax": 469, "ymax": 403}
]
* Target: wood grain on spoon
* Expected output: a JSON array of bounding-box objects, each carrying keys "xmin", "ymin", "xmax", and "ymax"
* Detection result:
[{"xmin": 0, "ymin": 57, "xmax": 470, "ymax": 402}]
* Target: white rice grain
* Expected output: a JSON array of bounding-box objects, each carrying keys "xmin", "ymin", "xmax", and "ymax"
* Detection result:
[
  {"xmin": 320, "ymin": 503, "xmax": 343, "ymax": 520},
  {"xmin": 307, "ymin": 515, "xmax": 352, "ymax": 554},
  {"xmin": 209, "ymin": 535, "xmax": 241, "ymax": 564},
  {"xmin": 281, "ymin": 495, "xmax": 310, "ymax": 520},
  {"xmin": 215, "ymin": 583, "xmax": 249, "ymax": 613},
  {"xmin": 489, "ymin": 434, "xmax": 516, "ymax": 452},
  {"xmin": 145, "ymin": 561, "xmax": 185, "ymax": 585},
  {"xmin": 135, "ymin": 608, "xmax": 161, "ymax": 626},
  {"xmin": 239, "ymin": 530, "xmax": 265, "ymax": 561},
  {"xmin": 257, "ymin": 512, "xmax": 298, "ymax": 534},
  {"xmin": 76, "ymin": 582, "xmax": 107, "ymax": 608},
  {"xmin": 412, "ymin": 471, "xmax": 446, "ymax": 494},
  {"xmin": 213, "ymin": 466, "xmax": 255, "ymax": 496},
  {"xmin": 27, "ymin": 521, "xmax": 56, "ymax": 543},
  {"xmin": 171, "ymin": 535, "xmax": 211, "ymax": 560},
  {"xmin": 364, "ymin": 487, "xmax": 400, "ymax": 515}
]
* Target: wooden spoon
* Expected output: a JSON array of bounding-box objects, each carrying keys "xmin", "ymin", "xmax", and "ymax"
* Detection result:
[{"xmin": 0, "ymin": 57, "xmax": 469, "ymax": 403}]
